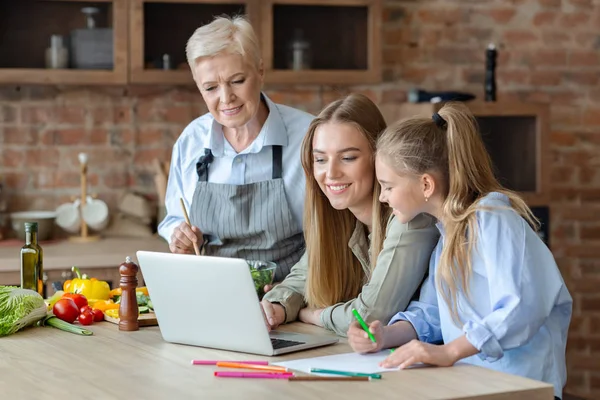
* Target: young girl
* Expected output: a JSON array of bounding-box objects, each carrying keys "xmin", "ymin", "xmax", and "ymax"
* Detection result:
[
  {"xmin": 261, "ymin": 94, "xmax": 439, "ymax": 336},
  {"xmin": 347, "ymin": 102, "xmax": 572, "ymax": 400}
]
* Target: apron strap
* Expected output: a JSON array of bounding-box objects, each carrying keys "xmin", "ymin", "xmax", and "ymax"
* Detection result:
[
  {"xmin": 272, "ymin": 145, "xmax": 283, "ymax": 179},
  {"xmin": 196, "ymin": 145, "xmax": 282, "ymax": 182},
  {"xmin": 196, "ymin": 149, "xmax": 214, "ymax": 182}
]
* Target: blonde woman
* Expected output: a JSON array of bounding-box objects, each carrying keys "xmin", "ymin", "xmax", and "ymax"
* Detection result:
[
  {"xmin": 158, "ymin": 16, "xmax": 313, "ymax": 282},
  {"xmin": 261, "ymin": 94, "xmax": 439, "ymax": 336},
  {"xmin": 348, "ymin": 103, "xmax": 572, "ymax": 400}
]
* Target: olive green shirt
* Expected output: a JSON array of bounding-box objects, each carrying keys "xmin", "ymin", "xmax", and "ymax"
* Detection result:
[{"xmin": 262, "ymin": 213, "xmax": 440, "ymax": 336}]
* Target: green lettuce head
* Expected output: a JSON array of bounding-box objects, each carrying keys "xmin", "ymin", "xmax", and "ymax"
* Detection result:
[{"xmin": 0, "ymin": 286, "xmax": 47, "ymax": 337}]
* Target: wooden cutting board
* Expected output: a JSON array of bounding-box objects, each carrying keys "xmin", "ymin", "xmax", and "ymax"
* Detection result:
[{"xmin": 103, "ymin": 312, "xmax": 158, "ymax": 327}]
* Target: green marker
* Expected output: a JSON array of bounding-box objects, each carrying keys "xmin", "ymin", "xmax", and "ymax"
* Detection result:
[
  {"xmin": 352, "ymin": 308, "xmax": 376, "ymax": 343},
  {"xmin": 310, "ymin": 368, "xmax": 382, "ymax": 379}
]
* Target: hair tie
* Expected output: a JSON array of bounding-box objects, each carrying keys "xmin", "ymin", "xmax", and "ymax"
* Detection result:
[{"xmin": 432, "ymin": 113, "xmax": 447, "ymax": 129}]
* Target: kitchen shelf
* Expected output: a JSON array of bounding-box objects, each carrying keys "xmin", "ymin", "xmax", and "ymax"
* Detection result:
[
  {"xmin": 0, "ymin": 0, "xmax": 128, "ymax": 85},
  {"xmin": 0, "ymin": 0, "xmax": 381, "ymax": 86},
  {"xmin": 380, "ymin": 102, "xmax": 550, "ymax": 207},
  {"xmin": 261, "ymin": 0, "xmax": 381, "ymax": 84},
  {"xmin": 129, "ymin": 0, "xmax": 255, "ymax": 84}
]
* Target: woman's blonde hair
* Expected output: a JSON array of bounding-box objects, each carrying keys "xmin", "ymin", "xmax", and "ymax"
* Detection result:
[
  {"xmin": 185, "ymin": 15, "xmax": 261, "ymax": 70},
  {"xmin": 301, "ymin": 94, "xmax": 391, "ymax": 308},
  {"xmin": 376, "ymin": 102, "xmax": 538, "ymax": 324}
]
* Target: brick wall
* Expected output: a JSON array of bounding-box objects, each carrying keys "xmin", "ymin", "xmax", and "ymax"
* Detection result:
[{"xmin": 1, "ymin": 0, "xmax": 599, "ymax": 397}]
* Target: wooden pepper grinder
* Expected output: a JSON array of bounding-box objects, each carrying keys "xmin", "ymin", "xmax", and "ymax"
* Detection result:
[{"xmin": 118, "ymin": 256, "xmax": 139, "ymax": 331}]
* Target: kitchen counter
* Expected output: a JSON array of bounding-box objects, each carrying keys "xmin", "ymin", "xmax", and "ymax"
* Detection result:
[
  {"xmin": 0, "ymin": 237, "xmax": 170, "ymax": 292},
  {"xmin": 0, "ymin": 321, "xmax": 553, "ymax": 400},
  {"xmin": 0, "ymin": 237, "xmax": 169, "ymax": 271}
]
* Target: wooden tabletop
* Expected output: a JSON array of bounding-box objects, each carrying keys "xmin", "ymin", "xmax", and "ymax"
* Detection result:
[
  {"xmin": 0, "ymin": 322, "xmax": 554, "ymax": 400},
  {"xmin": 0, "ymin": 237, "xmax": 169, "ymax": 272}
]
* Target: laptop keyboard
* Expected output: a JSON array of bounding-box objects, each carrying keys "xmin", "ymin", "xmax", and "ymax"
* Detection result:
[{"xmin": 270, "ymin": 338, "xmax": 305, "ymax": 350}]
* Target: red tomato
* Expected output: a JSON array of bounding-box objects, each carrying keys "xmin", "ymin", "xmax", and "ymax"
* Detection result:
[
  {"xmin": 78, "ymin": 310, "xmax": 94, "ymax": 326},
  {"xmin": 53, "ymin": 298, "xmax": 79, "ymax": 323},
  {"xmin": 63, "ymin": 293, "xmax": 88, "ymax": 310},
  {"xmin": 80, "ymin": 305, "xmax": 93, "ymax": 314},
  {"xmin": 91, "ymin": 308, "xmax": 104, "ymax": 322}
]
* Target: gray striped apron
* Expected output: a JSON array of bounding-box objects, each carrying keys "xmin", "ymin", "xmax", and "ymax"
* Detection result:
[{"xmin": 189, "ymin": 146, "xmax": 305, "ymax": 282}]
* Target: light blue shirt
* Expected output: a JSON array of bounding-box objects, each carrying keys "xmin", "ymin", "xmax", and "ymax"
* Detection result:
[
  {"xmin": 389, "ymin": 192, "xmax": 572, "ymax": 399},
  {"xmin": 158, "ymin": 93, "xmax": 314, "ymax": 242}
]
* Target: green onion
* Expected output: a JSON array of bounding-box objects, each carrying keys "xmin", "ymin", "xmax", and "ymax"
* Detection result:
[{"xmin": 38, "ymin": 315, "xmax": 93, "ymax": 336}]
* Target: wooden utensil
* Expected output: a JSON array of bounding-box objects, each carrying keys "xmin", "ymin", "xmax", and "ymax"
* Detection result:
[
  {"xmin": 179, "ymin": 198, "xmax": 200, "ymax": 256},
  {"xmin": 103, "ymin": 312, "xmax": 158, "ymax": 327},
  {"xmin": 70, "ymin": 152, "xmax": 100, "ymax": 243}
]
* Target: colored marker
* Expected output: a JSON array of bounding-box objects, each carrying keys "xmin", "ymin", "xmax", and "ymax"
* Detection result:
[
  {"xmin": 352, "ymin": 308, "xmax": 376, "ymax": 343},
  {"xmin": 289, "ymin": 376, "xmax": 370, "ymax": 381},
  {"xmin": 310, "ymin": 368, "xmax": 382, "ymax": 379},
  {"xmin": 214, "ymin": 371, "xmax": 292, "ymax": 379},
  {"xmin": 192, "ymin": 360, "xmax": 269, "ymax": 366},
  {"xmin": 216, "ymin": 361, "xmax": 288, "ymax": 373}
]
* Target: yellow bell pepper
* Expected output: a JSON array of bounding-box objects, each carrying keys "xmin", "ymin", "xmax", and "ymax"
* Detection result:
[
  {"xmin": 92, "ymin": 299, "xmax": 120, "ymax": 312},
  {"xmin": 109, "ymin": 287, "xmax": 149, "ymax": 298},
  {"xmin": 104, "ymin": 309, "xmax": 120, "ymax": 319},
  {"xmin": 65, "ymin": 266, "xmax": 110, "ymax": 300}
]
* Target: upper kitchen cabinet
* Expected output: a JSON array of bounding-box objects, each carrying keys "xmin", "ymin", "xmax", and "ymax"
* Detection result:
[
  {"xmin": 261, "ymin": 0, "xmax": 382, "ymax": 85},
  {"xmin": 0, "ymin": 0, "xmax": 128, "ymax": 85},
  {"xmin": 0, "ymin": 0, "xmax": 382, "ymax": 86},
  {"xmin": 129, "ymin": 0, "xmax": 258, "ymax": 84}
]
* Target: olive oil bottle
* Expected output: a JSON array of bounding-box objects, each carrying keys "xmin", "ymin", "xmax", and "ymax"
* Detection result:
[{"xmin": 20, "ymin": 222, "xmax": 44, "ymax": 296}]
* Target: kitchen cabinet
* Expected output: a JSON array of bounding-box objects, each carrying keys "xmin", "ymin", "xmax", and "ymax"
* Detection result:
[
  {"xmin": 0, "ymin": 0, "xmax": 381, "ymax": 85},
  {"xmin": 380, "ymin": 101, "xmax": 551, "ymax": 207},
  {"xmin": 129, "ymin": 0, "xmax": 258, "ymax": 84},
  {"xmin": 0, "ymin": 0, "xmax": 128, "ymax": 85},
  {"xmin": 261, "ymin": 0, "xmax": 381, "ymax": 85}
]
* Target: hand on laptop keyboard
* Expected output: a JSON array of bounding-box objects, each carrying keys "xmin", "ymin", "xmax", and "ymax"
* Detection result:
[{"xmin": 261, "ymin": 300, "xmax": 285, "ymax": 331}]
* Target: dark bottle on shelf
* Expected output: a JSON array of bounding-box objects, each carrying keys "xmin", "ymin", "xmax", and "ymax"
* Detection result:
[
  {"xmin": 485, "ymin": 43, "xmax": 497, "ymax": 102},
  {"xmin": 20, "ymin": 222, "xmax": 44, "ymax": 296}
]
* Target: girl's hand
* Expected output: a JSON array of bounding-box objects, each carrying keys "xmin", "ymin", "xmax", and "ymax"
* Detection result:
[
  {"xmin": 170, "ymin": 222, "xmax": 203, "ymax": 254},
  {"xmin": 347, "ymin": 320, "xmax": 385, "ymax": 354},
  {"xmin": 380, "ymin": 340, "xmax": 456, "ymax": 369}
]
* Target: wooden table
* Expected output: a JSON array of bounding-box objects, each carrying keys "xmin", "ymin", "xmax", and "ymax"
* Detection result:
[{"xmin": 0, "ymin": 322, "xmax": 554, "ymax": 400}]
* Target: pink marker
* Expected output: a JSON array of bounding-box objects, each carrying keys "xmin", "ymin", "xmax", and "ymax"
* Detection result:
[
  {"xmin": 191, "ymin": 360, "xmax": 269, "ymax": 366},
  {"xmin": 214, "ymin": 371, "xmax": 293, "ymax": 379}
]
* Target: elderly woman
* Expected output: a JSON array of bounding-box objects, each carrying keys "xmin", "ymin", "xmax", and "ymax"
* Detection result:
[{"xmin": 158, "ymin": 16, "xmax": 313, "ymax": 281}]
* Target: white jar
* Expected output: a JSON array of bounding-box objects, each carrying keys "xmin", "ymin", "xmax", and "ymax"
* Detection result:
[{"xmin": 45, "ymin": 35, "xmax": 69, "ymax": 69}]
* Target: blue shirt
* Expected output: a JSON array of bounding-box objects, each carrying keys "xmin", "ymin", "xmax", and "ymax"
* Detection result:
[
  {"xmin": 158, "ymin": 93, "xmax": 314, "ymax": 242},
  {"xmin": 389, "ymin": 192, "xmax": 572, "ymax": 398}
]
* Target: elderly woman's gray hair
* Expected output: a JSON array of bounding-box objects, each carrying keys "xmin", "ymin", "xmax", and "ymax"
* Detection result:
[{"xmin": 185, "ymin": 15, "xmax": 262, "ymax": 70}]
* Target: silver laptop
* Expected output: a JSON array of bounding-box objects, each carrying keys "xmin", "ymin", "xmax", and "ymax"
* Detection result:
[{"xmin": 136, "ymin": 251, "xmax": 338, "ymax": 356}]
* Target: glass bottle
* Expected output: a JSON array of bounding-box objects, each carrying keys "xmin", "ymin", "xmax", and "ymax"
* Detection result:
[
  {"xmin": 45, "ymin": 35, "xmax": 69, "ymax": 69},
  {"xmin": 287, "ymin": 29, "xmax": 311, "ymax": 71},
  {"xmin": 484, "ymin": 43, "xmax": 497, "ymax": 102},
  {"xmin": 20, "ymin": 222, "xmax": 44, "ymax": 296}
]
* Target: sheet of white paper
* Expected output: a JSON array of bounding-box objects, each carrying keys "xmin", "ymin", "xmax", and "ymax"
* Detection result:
[{"xmin": 272, "ymin": 351, "xmax": 400, "ymax": 374}]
